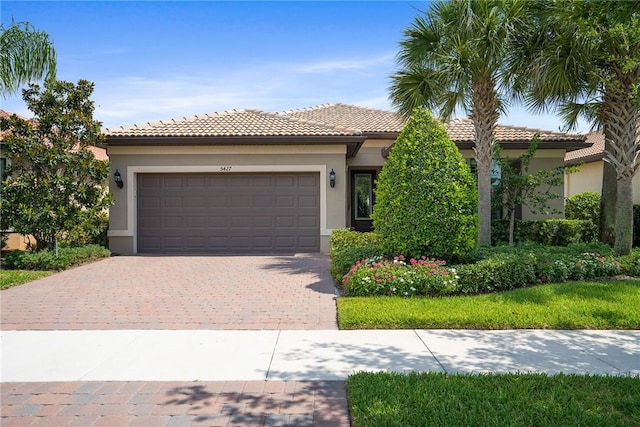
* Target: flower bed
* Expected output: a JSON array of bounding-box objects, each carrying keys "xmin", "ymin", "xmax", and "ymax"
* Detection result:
[{"xmin": 342, "ymin": 255, "xmax": 458, "ymax": 297}]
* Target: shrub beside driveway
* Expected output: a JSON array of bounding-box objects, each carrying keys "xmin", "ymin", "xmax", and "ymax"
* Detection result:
[{"xmin": 0, "ymin": 270, "xmax": 52, "ymax": 290}]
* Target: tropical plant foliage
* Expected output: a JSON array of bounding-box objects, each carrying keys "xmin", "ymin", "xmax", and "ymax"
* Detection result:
[
  {"xmin": 390, "ymin": 0, "xmax": 527, "ymax": 247},
  {"xmin": 0, "ymin": 21, "xmax": 56, "ymax": 96},
  {"xmin": 509, "ymin": 0, "xmax": 640, "ymax": 255},
  {"xmin": 0, "ymin": 79, "xmax": 112, "ymax": 251},
  {"xmin": 372, "ymin": 108, "xmax": 478, "ymax": 260},
  {"xmin": 493, "ymin": 136, "xmax": 571, "ymax": 245}
]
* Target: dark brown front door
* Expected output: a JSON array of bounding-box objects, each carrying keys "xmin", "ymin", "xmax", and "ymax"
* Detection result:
[
  {"xmin": 351, "ymin": 170, "xmax": 376, "ymax": 232},
  {"xmin": 137, "ymin": 173, "xmax": 320, "ymax": 254}
]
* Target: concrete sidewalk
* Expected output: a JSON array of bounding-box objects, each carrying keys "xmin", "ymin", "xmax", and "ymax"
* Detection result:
[{"xmin": 3, "ymin": 329, "xmax": 638, "ymax": 382}]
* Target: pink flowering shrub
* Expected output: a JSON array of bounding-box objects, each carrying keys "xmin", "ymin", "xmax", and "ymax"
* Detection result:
[{"xmin": 341, "ymin": 255, "xmax": 458, "ymax": 297}]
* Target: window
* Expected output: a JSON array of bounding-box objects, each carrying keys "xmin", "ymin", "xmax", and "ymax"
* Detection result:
[{"xmin": 354, "ymin": 173, "xmax": 373, "ymax": 220}]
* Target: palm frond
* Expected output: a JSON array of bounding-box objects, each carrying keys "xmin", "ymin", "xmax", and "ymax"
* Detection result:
[{"xmin": 0, "ymin": 21, "xmax": 57, "ymax": 97}]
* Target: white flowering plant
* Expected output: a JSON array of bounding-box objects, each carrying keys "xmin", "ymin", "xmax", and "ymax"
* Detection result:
[{"xmin": 341, "ymin": 255, "xmax": 458, "ymax": 297}]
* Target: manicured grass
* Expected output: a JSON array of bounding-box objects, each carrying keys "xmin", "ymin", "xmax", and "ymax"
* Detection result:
[
  {"xmin": 338, "ymin": 280, "xmax": 640, "ymax": 329},
  {"xmin": 347, "ymin": 371, "xmax": 640, "ymax": 427},
  {"xmin": 0, "ymin": 269, "xmax": 53, "ymax": 290}
]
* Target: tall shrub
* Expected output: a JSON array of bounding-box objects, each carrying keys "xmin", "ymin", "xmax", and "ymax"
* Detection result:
[
  {"xmin": 372, "ymin": 108, "xmax": 478, "ymax": 259},
  {"xmin": 566, "ymin": 192, "xmax": 600, "ymax": 224}
]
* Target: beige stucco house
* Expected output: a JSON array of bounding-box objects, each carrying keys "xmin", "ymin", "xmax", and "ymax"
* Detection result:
[
  {"xmin": 565, "ymin": 131, "xmax": 640, "ymax": 203},
  {"xmin": 105, "ymin": 103, "xmax": 588, "ymax": 255}
]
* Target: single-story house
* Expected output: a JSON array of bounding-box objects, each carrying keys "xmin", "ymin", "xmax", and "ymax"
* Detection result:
[
  {"xmin": 0, "ymin": 109, "xmax": 108, "ymax": 251},
  {"xmin": 105, "ymin": 103, "xmax": 588, "ymax": 255},
  {"xmin": 565, "ymin": 131, "xmax": 640, "ymax": 203}
]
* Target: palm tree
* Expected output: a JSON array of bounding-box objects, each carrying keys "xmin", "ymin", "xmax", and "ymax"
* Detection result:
[
  {"xmin": 510, "ymin": 0, "xmax": 640, "ymax": 255},
  {"xmin": 1, "ymin": 21, "xmax": 56, "ymax": 97},
  {"xmin": 390, "ymin": 0, "xmax": 526, "ymax": 247}
]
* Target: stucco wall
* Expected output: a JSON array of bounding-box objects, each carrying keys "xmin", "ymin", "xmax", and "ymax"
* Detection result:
[
  {"xmin": 460, "ymin": 148, "xmax": 567, "ymax": 220},
  {"xmin": 565, "ymin": 161, "xmax": 603, "ymax": 199},
  {"xmin": 107, "ymin": 144, "xmax": 347, "ymax": 255},
  {"xmin": 346, "ymin": 139, "xmax": 390, "ymax": 168},
  {"xmin": 565, "ymin": 160, "xmax": 640, "ymax": 204}
]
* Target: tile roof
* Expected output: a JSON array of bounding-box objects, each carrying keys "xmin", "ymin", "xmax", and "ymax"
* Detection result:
[
  {"xmin": 564, "ymin": 132, "xmax": 604, "ymax": 163},
  {"xmin": 105, "ymin": 109, "xmax": 361, "ymax": 138},
  {"xmin": 277, "ymin": 103, "xmax": 405, "ymax": 134},
  {"xmin": 445, "ymin": 118, "xmax": 585, "ymax": 144},
  {"xmin": 104, "ymin": 103, "xmax": 587, "ymax": 151}
]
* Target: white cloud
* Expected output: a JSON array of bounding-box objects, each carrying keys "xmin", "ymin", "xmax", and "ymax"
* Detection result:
[{"xmin": 93, "ymin": 54, "xmax": 399, "ymax": 128}]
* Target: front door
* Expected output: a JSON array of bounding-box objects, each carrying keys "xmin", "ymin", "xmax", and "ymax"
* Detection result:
[{"xmin": 351, "ymin": 170, "xmax": 376, "ymax": 232}]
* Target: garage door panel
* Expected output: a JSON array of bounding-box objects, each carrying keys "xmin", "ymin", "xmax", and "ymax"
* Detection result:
[
  {"xmin": 253, "ymin": 217, "xmax": 272, "ymax": 227},
  {"xmin": 185, "ymin": 216, "xmax": 206, "ymax": 227},
  {"xmin": 230, "ymin": 195, "xmax": 251, "ymax": 208},
  {"xmin": 163, "ymin": 197, "xmax": 183, "ymax": 208},
  {"xmin": 138, "ymin": 173, "xmax": 319, "ymax": 253},
  {"xmin": 298, "ymin": 216, "xmax": 318, "ymax": 228},
  {"xmin": 186, "ymin": 176, "xmax": 206, "ymax": 188},
  {"xmin": 253, "ymin": 195, "xmax": 273, "ymax": 208},
  {"xmin": 163, "ymin": 176, "xmax": 184, "ymax": 188},
  {"xmin": 275, "ymin": 176, "xmax": 295, "ymax": 187},
  {"xmin": 275, "ymin": 216, "xmax": 295, "ymax": 228},
  {"xmin": 298, "ymin": 175, "xmax": 318, "ymax": 186},
  {"xmin": 298, "ymin": 195, "xmax": 318, "ymax": 208},
  {"xmin": 208, "ymin": 196, "xmax": 228, "ymax": 208},
  {"xmin": 275, "ymin": 196, "xmax": 294, "ymax": 208},
  {"xmin": 275, "ymin": 236, "xmax": 295, "ymax": 248}
]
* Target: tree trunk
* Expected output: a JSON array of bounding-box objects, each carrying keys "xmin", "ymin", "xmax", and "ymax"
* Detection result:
[
  {"xmin": 471, "ymin": 78, "xmax": 500, "ymax": 247},
  {"xmin": 508, "ymin": 208, "xmax": 515, "ymax": 246},
  {"xmin": 601, "ymin": 74, "xmax": 640, "ymax": 256},
  {"xmin": 615, "ymin": 175, "xmax": 633, "ymax": 256},
  {"xmin": 599, "ymin": 132, "xmax": 617, "ymax": 246}
]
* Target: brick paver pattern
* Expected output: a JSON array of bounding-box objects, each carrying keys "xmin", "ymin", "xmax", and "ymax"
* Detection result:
[
  {"xmin": 1, "ymin": 255, "xmax": 349, "ymax": 426},
  {"xmin": 1, "ymin": 380, "xmax": 350, "ymax": 427},
  {"xmin": 1, "ymin": 255, "xmax": 337, "ymax": 330}
]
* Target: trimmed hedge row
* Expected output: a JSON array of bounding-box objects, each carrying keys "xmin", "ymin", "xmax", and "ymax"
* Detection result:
[
  {"xmin": 454, "ymin": 247, "xmax": 620, "ymax": 295},
  {"xmin": 339, "ymin": 246, "xmax": 621, "ymax": 297},
  {"xmin": 3, "ymin": 245, "xmax": 111, "ymax": 271},
  {"xmin": 332, "ymin": 227, "xmax": 624, "ymax": 297},
  {"xmin": 492, "ymin": 219, "xmax": 598, "ymax": 246},
  {"xmin": 330, "ymin": 229, "xmax": 384, "ymax": 283}
]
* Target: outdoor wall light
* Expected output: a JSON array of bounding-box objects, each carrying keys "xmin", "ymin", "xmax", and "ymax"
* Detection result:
[
  {"xmin": 114, "ymin": 169, "xmax": 124, "ymax": 189},
  {"xmin": 329, "ymin": 168, "xmax": 336, "ymax": 188}
]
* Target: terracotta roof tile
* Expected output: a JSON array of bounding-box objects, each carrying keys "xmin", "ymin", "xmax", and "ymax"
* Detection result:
[
  {"xmin": 278, "ymin": 103, "xmax": 405, "ymax": 133},
  {"xmin": 105, "ymin": 109, "xmax": 360, "ymax": 138},
  {"xmin": 564, "ymin": 132, "xmax": 604, "ymax": 163},
  {"xmin": 445, "ymin": 118, "xmax": 585, "ymax": 143},
  {"xmin": 104, "ymin": 104, "xmax": 587, "ymax": 149}
]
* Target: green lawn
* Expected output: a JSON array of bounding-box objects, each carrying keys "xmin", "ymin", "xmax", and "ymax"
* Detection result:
[
  {"xmin": 0, "ymin": 269, "xmax": 53, "ymax": 290},
  {"xmin": 338, "ymin": 280, "xmax": 640, "ymax": 329},
  {"xmin": 347, "ymin": 371, "xmax": 640, "ymax": 427}
]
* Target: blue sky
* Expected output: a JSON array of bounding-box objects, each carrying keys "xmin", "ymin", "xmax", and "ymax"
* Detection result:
[{"xmin": 2, "ymin": 1, "xmax": 589, "ymax": 133}]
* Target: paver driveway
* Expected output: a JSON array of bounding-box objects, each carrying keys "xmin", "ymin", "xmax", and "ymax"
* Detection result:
[{"xmin": 1, "ymin": 254, "xmax": 338, "ymax": 330}]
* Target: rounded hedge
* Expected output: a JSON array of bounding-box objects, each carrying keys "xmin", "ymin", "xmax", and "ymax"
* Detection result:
[
  {"xmin": 565, "ymin": 191, "xmax": 600, "ymax": 223},
  {"xmin": 372, "ymin": 108, "xmax": 478, "ymax": 259}
]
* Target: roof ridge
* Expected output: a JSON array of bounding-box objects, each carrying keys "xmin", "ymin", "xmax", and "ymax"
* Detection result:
[
  {"xmin": 104, "ymin": 109, "xmax": 260, "ymax": 133},
  {"xmin": 495, "ymin": 121, "xmax": 583, "ymax": 138},
  {"xmin": 276, "ymin": 103, "xmax": 337, "ymax": 116}
]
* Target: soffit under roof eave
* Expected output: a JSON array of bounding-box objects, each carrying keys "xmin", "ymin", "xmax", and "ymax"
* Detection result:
[
  {"xmin": 565, "ymin": 153, "xmax": 605, "ymax": 165},
  {"xmin": 105, "ymin": 135, "xmax": 367, "ymax": 158},
  {"xmin": 363, "ymin": 131, "xmax": 400, "ymax": 140},
  {"xmin": 381, "ymin": 140, "xmax": 590, "ymax": 158},
  {"xmin": 455, "ymin": 141, "xmax": 590, "ymax": 150}
]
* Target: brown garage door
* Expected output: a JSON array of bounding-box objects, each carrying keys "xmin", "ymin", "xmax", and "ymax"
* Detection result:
[{"xmin": 137, "ymin": 173, "xmax": 320, "ymax": 254}]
